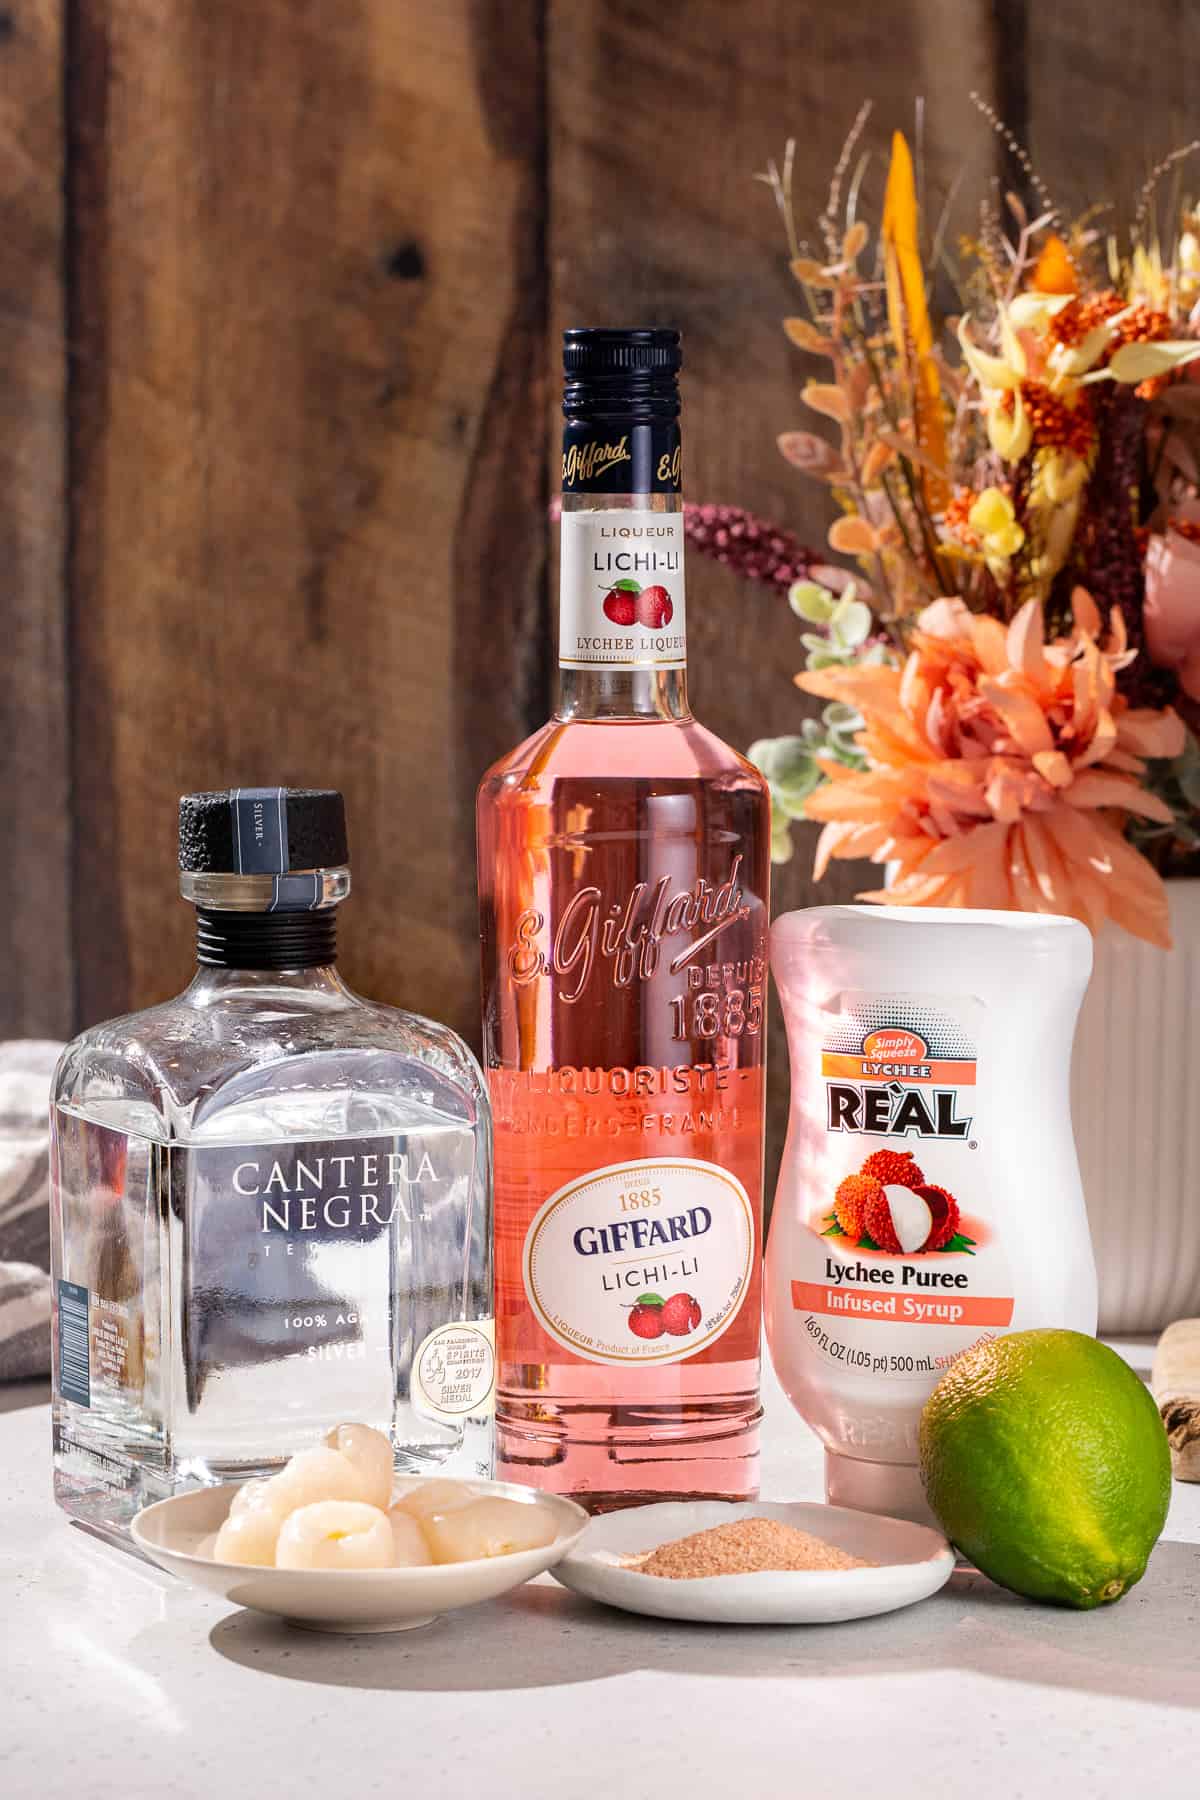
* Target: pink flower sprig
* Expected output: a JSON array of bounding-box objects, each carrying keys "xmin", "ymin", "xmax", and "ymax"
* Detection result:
[{"xmin": 682, "ymin": 503, "xmax": 823, "ymax": 589}]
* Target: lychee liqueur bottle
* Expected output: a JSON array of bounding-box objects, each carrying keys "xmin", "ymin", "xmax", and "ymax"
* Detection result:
[
  {"xmin": 766, "ymin": 905, "xmax": 1097, "ymax": 1523},
  {"xmin": 478, "ymin": 328, "xmax": 771, "ymax": 1509}
]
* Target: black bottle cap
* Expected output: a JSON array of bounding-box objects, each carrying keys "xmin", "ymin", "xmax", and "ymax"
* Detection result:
[
  {"xmin": 562, "ymin": 327, "xmax": 682, "ymax": 381},
  {"xmin": 179, "ymin": 788, "xmax": 349, "ymax": 875},
  {"xmin": 562, "ymin": 329, "xmax": 682, "ymax": 419}
]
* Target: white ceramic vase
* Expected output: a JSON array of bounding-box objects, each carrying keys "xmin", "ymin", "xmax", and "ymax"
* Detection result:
[{"xmin": 1070, "ymin": 878, "xmax": 1200, "ymax": 1333}]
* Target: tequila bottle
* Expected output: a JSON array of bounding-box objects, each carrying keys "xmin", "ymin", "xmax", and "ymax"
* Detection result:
[
  {"xmin": 51, "ymin": 787, "xmax": 493, "ymax": 1537},
  {"xmin": 478, "ymin": 330, "xmax": 771, "ymax": 1509}
]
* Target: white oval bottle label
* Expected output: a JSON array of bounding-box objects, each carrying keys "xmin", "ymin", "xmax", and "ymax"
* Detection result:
[{"xmin": 522, "ymin": 1157, "xmax": 754, "ymax": 1365}]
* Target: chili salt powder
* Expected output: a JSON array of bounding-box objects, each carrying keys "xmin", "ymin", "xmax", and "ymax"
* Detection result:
[{"xmin": 632, "ymin": 1517, "xmax": 874, "ymax": 1579}]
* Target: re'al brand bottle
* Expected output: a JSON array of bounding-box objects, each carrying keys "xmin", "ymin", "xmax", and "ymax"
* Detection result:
[
  {"xmin": 50, "ymin": 787, "xmax": 494, "ymax": 1537},
  {"xmin": 766, "ymin": 904, "xmax": 1097, "ymax": 1522},
  {"xmin": 477, "ymin": 328, "xmax": 771, "ymax": 1509}
]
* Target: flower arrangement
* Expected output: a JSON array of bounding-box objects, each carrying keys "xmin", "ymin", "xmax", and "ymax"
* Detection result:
[{"xmin": 745, "ymin": 104, "xmax": 1200, "ymax": 946}]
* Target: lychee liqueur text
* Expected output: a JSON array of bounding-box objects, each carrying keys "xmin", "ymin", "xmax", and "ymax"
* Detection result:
[{"xmin": 591, "ymin": 522, "xmax": 681, "ymax": 579}]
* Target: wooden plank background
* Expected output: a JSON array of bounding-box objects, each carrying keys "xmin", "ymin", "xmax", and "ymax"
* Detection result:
[
  {"xmin": 0, "ymin": 0, "xmax": 69, "ymax": 1038},
  {"xmin": 64, "ymin": 0, "xmax": 546, "ymax": 1041},
  {"xmin": 4, "ymin": 0, "xmax": 1197, "ymax": 1166}
]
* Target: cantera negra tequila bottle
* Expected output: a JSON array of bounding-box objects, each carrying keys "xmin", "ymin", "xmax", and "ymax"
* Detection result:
[
  {"xmin": 51, "ymin": 788, "xmax": 493, "ymax": 1537},
  {"xmin": 478, "ymin": 330, "xmax": 771, "ymax": 1509}
]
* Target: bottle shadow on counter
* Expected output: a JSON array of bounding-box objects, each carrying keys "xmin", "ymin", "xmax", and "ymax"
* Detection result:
[{"xmin": 207, "ymin": 1537, "xmax": 1200, "ymax": 1709}]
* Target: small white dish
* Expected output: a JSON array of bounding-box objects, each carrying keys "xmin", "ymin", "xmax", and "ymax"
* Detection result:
[
  {"xmin": 551, "ymin": 1499, "xmax": 954, "ymax": 1625},
  {"xmin": 131, "ymin": 1476, "xmax": 589, "ymax": 1633}
]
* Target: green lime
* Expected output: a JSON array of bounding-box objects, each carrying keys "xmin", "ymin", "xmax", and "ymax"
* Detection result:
[{"xmin": 919, "ymin": 1329, "xmax": 1171, "ymax": 1609}]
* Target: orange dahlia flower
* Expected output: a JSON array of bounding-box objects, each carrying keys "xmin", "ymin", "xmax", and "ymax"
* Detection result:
[{"xmin": 798, "ymin": 592, "xmax": 1185, "ymax": 946}]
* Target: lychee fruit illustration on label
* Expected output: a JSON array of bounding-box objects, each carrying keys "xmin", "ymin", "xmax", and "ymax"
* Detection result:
[
  {"xmin": 636, "ymin": 584, "xmax": 674, "ymax": 628},
  {"xmin": 863, "ymin": 1184, "xmax": 936, "ymax": 1254},
  {"xmin": 661, "ymin": 1292, "xmax": 702, "ymax": 1336},
  {"xmin": 628, "ymin": 1292, "xmax": 666, "ymax": 1339},
  {"xmin": 833, "ymin": 1172, "xmax": 882, "ymax": 1241},
  {"xmin": 859, "ymin": 1147, "xmax": 925, "ymax": 1189},
  {"xmin": 823, "ymin": 1153, "xmax": 973, "ymax": 1256},
  {"xmin": 602, "ymin": 578, "xmax": 640, "ymax": 626},
  {"xmin": 914, "ymin": 1183, "xmax": 960, "ymax": 1251}
]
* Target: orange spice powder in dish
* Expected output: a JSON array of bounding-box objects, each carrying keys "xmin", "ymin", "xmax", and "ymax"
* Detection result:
[{"xmin": 630, "ymin": 1517, "xmax": 875, "ymax": 1580}]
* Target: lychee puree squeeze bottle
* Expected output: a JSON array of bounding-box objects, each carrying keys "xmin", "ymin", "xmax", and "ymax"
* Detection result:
[{"xmin": 765, "ymin": 905, "xmax": 1096, "ymax": 1522}]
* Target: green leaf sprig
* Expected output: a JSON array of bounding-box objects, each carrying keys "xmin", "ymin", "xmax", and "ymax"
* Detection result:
[{"xmin": 750, "ymin": 578, "xmax": 892, "ymax": 862}]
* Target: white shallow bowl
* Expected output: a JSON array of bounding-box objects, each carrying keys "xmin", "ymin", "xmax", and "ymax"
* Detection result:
[
  {"xmin": 552, "ymin": 1499, "xmax": 954, "ymax": 1624},
  {"xmin": 131, "ymin": 1476, "xmax": 589, "ymax": 1633}
]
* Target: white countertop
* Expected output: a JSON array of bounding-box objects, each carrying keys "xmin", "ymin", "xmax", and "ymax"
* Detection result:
[{"xmin": 6, "ymin": 1344, "xmax": 1200, "ymax": 1800}]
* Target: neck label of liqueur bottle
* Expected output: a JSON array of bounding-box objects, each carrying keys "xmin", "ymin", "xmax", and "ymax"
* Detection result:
[
  {"xmin": 561, "ymin": 419, "xmax": 681, "ymax": 495},
  {"xmin": 522, "ymin": 1157, "xmax": 754, "ymax": 1366},
  {"xmin": 559, "ymin": 510, "xmax": 687, "ymax": 670}
]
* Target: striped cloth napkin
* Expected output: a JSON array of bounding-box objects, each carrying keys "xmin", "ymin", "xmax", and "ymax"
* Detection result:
[{"xmin": 0, "ymin": 1041, "xmax": 61, "ymax": 1380}]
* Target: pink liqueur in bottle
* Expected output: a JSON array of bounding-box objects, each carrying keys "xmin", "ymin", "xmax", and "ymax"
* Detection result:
[{"xmin": 477, "ymin": 329, "xmax": 770, "ymax": 1508}]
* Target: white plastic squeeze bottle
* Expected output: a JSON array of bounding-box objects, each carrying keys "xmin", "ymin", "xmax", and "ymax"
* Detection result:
[{"xmin": 765, "ymin": 905, "xmax": 1097, "ymax": 1523}]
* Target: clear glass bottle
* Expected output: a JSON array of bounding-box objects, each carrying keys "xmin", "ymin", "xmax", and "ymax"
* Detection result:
[
  {"xmin": 51, "ymin": 787, "xmax": 493, "ymax": 1538},
  {"xmin": 478, "ymin": 330, "xmax": 771, "ymax": 1510}
]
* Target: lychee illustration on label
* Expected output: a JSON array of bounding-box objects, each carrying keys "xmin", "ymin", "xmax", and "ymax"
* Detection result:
[
  {"xmin": 602, "ymin": 579, "xmax": 640, "ymax": 626},
  {"xmin": 522, "ymin": 1157, "xmax": 753, "ymax": 1365},
  {"xmin": 600, "ymin": 578, "xmax": 675, "ymax": 630},
  {"xmin": 824, "ymin": 1149, "xmax": 975, "ymax": 1257},
  {"xmin": 627, "ymin": 1289, "xmax": 703, "ymax": 1340}
]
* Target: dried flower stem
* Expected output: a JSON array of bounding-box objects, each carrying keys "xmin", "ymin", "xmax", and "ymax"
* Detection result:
[
  {"xmin": 1135, "ymin": 142, "xmax": 1200, "ymax": 239},
  {"xmin": 754, "ymin": 143, "xmax": 801, "ymax": 263},
  {"xmin": 821, "ymin": 102, "xmax": 874, "ymax": 258},
  {"xmin": 969, "ymin": 91, "xmax": 1059, "ymax": 228},
  {"xmin": 826, "ymin": 285, "xmax": 898, "ymax": 611}
]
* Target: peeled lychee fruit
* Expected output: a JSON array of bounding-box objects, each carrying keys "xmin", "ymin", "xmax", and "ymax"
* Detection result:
[
  {"xmin": 834, "ymin": 1173, "xmax": 884, "ymax": 1241},
  {"xmin": 916, "ymin": 1183, "xmax": 960, "ymax": 1251},
  {"xmin": 661, "ymin": 1292, "xmax": 702, "ymax": 1336},
  {"xmin": 422, "ymin": 1497, "xmax": 557, "ymax": 1564},
  {"xmin": 863, "ymin": 1181, "xmax": 961, "ymax": 1253},
  {"xmin": 603, "ymin": 587, "xmax": 637, "ymax": 625},
  {"xmin": 393, "ymin": 1479, "xmax": 474, "ymax": 1524},
  {"xmin": 264, "ymin": 1445, "xmax": 369, "ymax": 1512},
  {"xmin": 275, "ymin": 1501, "xmax": 395, "ymax": 1572},
  {"xmin": 863, "ymin": 1183, "xmax": 935, "ymax": 1255},
  {"xmin": 213, "ymin": 1504, "xmax": 283, "ymax": 1568},
  {"xmin": 325, "ymin": 1421, "xmax": 393, "ymax": 1509},
  {"xmin": 636, "ymin": 584, "xmax": 673, "ymax": 628},
  {"xmin": 629, "ymin": 1302, "xmax": 665, "ymax": 1339},
  {"xmin": 387, "ymin": 1506, "xmax": 434, "ymax": 1567},
  {"xmin": 860, "ymin": 1148, "xmax": 925, "ymax": 1188}
]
